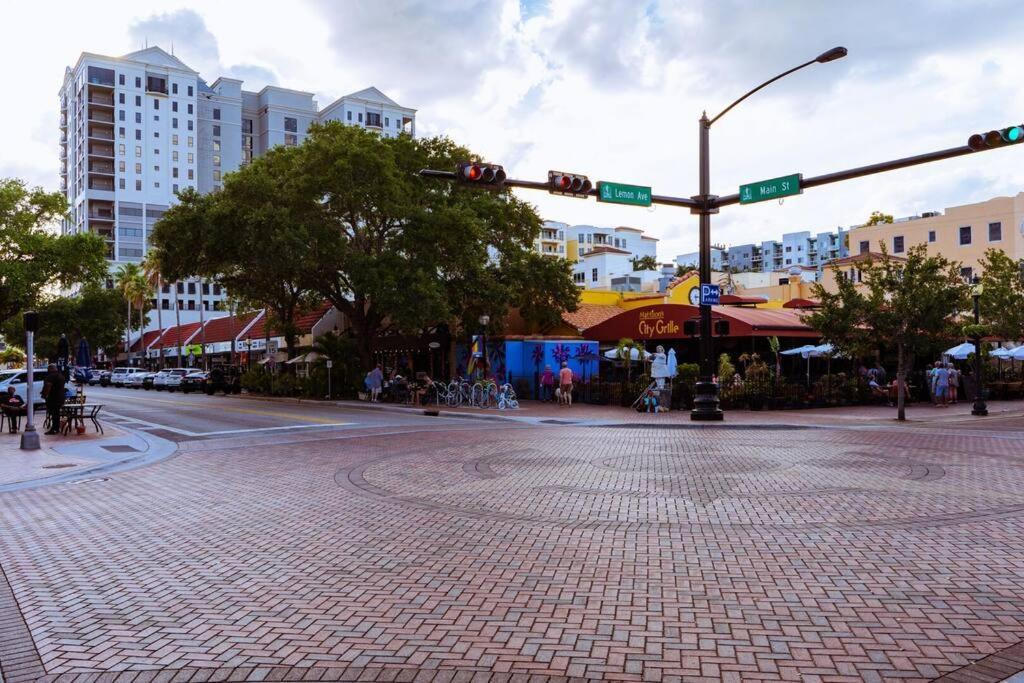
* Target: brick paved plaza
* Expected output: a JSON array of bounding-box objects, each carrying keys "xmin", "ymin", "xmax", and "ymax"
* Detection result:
[{"xmin": 2, "ymin": 407, "xmax": 1024, "ymax": 682}]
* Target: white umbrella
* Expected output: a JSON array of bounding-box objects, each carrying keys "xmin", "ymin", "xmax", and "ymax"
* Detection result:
[
  {"xmin": 780, "ymin": 345, "xmax": 816, "ymax": 356},
  {"xmin": 1009, "ymin": 346, "xmax": 1024, "ymax": 361},
  {"xmin": 604, "ymin": 347, "xmax": 651, "ymax": 361},
  {"xmin": 806, "ymin": 343, "xmax": 838, "ymax": 358},
  {"xmin": 944, "ymin": 342, "xmax": 976, "ymax": 360},
  {"xmin": 667, "ymin": 348, "xmax": 678, "ymax": 377},
  {"xmin": 991, "ymin": 347, "xmax": 1013, "ymax": 359}
]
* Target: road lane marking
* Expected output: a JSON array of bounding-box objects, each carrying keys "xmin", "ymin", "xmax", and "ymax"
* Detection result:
[
  {"xmin": 104, "ymin": 410, "xmax": 351, "ymax": 437},
  {"xmin": 95, "ymin": 393, "xmax": 345, "ymax": 424}
]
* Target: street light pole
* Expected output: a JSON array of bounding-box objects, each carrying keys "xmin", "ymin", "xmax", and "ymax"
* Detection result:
[
  {"xmin": 690, "ymin": 46, "xmax": 847, "ymax": 421},
  {"xmin": 971, "ymin": 276, "xmax": 988, "ymax": 416},
  {"xmin": 691, "ymin": 113, "xmax": 722, "ymax": 420}
]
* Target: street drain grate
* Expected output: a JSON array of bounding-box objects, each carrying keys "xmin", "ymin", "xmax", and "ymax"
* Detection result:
[
  {"xmin": 102, "ymin": 445, "xmax": 140, "ymax": 453},
  {"xmin": 41, "ymin": 463, "xmax": 77, "ymax": 469}
]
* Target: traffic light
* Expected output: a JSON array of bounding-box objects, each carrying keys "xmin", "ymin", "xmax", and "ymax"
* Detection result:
[
  {"xmin": 456, "ymin": 162, "xmax": 506, "ymax": 189},
  {"xmin": 548, "ymin": 170, "xmax": 592, "ymax": 198},
  {"xmin": 968, "ymin": 125, "xmax": 1024, "ymax": 151}
]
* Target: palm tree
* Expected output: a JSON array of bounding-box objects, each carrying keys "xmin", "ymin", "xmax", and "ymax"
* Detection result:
[
  {"xmin": 196, "ymin": 277, "xmax": 208, "ymax": 370},
  {"xmin": 142, "ymin": 253, "xmax": 164, "ymax": 368},
  {"xmin": 172, "ymin": 281, "xmax": 183, "ymax": 368},
  {"xmin": 125, "ymin": 273, "xmax": 151, "ymax": 363},
  {"xmin": 114, "ymin": 263, "xmax": 143, "ymax": 364},
  {"xmin": 615, "ymin": 337, "xmax": 645, "ymax": 389}
]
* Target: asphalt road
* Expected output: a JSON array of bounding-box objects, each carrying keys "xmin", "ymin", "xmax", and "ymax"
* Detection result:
[{"xmin": 86, "ymin": 384, "xmax": 454, "ymax": 441}]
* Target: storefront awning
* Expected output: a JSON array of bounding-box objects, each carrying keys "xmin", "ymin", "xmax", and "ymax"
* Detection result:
[{"xmin": 580, "ymin": 303, "xmax": 819, "ymax": 341}]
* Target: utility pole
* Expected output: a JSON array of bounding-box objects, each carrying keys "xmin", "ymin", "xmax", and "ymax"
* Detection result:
[{"xmin": 691, "ymin": 113, "xmax": 721, "ymax": 420}]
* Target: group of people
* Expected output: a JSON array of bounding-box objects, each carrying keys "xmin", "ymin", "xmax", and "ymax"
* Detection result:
[
  {"xmin": 927, "ymin": 360, "xmax": 961, "ymax": 406},
  {"xmin": 1, "ymin": 364, "xmax": 67, "ymax": 435},
  {"xmin": 539, "ymin": 362, "xmax": 575, "ymax": 406}
]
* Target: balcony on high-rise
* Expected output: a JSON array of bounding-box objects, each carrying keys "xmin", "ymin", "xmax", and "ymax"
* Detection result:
[
  {"xmin": 87, "ymin": 177, "xmax": 115, "ymax": 192},
  {"xmin": 87, "ymin": 65, "xmax": 115, "ymax": 88},
  {"xmin": 88, "ymin": 199, "xmax": 115, "ymax": 221},
  {"xmin": 88, "ymin": 160, "xmax": 115, "ymax": 176},
  {"xmin": 88, "ymin": 92, "xmax": 114, "ymax": 108},
  {"xmin": 88, "ymin": 141, "xmax": 114, "ymax": 157},
  {"xmin": 145, "ymin": 74, "xmax": 168, "ymax": 95},
  {"xmin": 87, "ymin": 126, "xmax": 114, "ymax": 141},
  {"xmin": 88, "ymin": 106, "xmax": 114, "ymax": 124}
]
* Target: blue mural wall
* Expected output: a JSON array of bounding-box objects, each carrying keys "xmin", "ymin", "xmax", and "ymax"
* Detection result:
[{"xmin": 455, "ymin": 339, "xmax": 599, "ymax": 386}]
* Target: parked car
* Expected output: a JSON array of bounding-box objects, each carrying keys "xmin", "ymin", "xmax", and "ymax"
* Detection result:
[
  {"xmin": 205, "ymin": 365, "xmax": 242, "ymax": 395},
  {"xmin": 141, "ymin": 372, "xmax": 159, "ymax": 390},
  {"xmin": 0, "ymin": 369, "xmax": 45, "ymax": 406},
  {"xmin": 126, "ymin": 371, "xmax": 154, "ymax": 389},
  {"xmin": 161, "ymin": 368, "xmax": 191, "ymax": 391},
  {"xmin": 150, "ymin": 370, "xmax": 173, "ymax": 390},
  {"xmin": 90, "ymin": 370, "xmax": 111, "ymax": 386},
  {"xmin": 110, "ymin": 367, "xmax": 143, "ymax": 387},
  {"xmin": 180, "ymin": 371, "xmax": 209, "ymax": 393}
]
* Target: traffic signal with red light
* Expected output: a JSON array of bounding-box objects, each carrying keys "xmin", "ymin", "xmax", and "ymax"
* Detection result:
[
  {"xmin": 968, "ymin": 125, "xmax": 1024, "ymax": 151},
  {"xmin": 456, "ymin": 162, "xmax": 506, "ymax": 189},
  {"xmin": 548, "ymin": 170, "xmax": 592, "ymax": 198}
]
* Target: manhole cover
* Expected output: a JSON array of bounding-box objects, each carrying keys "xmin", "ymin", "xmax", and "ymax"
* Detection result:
[
  {"xmin": 102, "ymin": 445, "xmax": 140, "ymax": 453},
  {"xmin": 41, "ymin": 463, "xmax": 76, "ymax": 469}
]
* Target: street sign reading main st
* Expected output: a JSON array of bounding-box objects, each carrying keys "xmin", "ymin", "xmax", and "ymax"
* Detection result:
[
  {"xmin": 739, "ymin": 173, "xmax": 802, "ymax": 204},
  {"xmin": 597, "ymin": 181, "xmax": 652, "ymax": 207}
]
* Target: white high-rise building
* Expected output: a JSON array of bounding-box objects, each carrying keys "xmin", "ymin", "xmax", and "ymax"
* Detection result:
[{"xmin": 59, "ymin": 46, "xmax": 416, "ymax": 317}]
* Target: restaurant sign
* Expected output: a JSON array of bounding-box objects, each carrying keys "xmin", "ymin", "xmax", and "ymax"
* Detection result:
[{"xmin": 636, "ymin": 308, "xmax": 680, "ymax": 338}]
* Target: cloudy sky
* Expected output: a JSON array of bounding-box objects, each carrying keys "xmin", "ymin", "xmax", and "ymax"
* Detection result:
[{"xmin": 4, "ymin": 0, "xmax": 1024, "ymax": 260}]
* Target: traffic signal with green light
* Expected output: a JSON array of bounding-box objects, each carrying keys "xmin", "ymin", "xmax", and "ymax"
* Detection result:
[
  {"xmin": 968, "ymin": 125, "xmax": 1024, "ymax": 151},
  {"xmin": 456, "ymin": 162, "xmax": 506, "ymax": 189}
]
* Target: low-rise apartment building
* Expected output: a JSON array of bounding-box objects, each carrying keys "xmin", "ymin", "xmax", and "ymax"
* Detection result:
[{"xmin": 845, "ymin": 193, "xmax": 1024, "ymax": 281}]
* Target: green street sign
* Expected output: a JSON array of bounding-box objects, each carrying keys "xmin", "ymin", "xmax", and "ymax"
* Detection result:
[
  {"xmin": 739, "ymin": 173, "xmax": 802, "ymax": 204},
  {"xmin": 597, "ymin": 181, "xmax": 652, "ymax": 207}
]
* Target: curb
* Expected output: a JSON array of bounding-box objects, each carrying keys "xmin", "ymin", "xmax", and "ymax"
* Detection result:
[{"xmin": 0, "ymin": 426, "xmax": 178, "ymax": 493}]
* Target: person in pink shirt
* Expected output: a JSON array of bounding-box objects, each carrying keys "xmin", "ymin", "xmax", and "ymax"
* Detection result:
[
  {"xmin": 540, "ymin": 364, "xmax": 555, "ymax": 402},
  {"xmin": 558, "ymin": 362, "xmax": 573, "ymax": 407}
]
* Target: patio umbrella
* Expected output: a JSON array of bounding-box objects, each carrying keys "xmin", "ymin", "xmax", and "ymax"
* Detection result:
[
  {"xmin": 780, "ymin": 345, "xmax": 817, "ymax": 387},
  {"xmin": 603, "ymin": 347, "xmax": 651, "ymax": 360},
  {"xmin": 1009, "ymin": 346, "xmax": 1024, "ymax": 361},
  {"xmin": 991, "ymin": 347, "xmax": 1012, "ymax": 359},
  {"xmin": 943, "ymin": 342, "xmax": 976, "ymax": 360},
  {"xmin": 75, "ymin": 337, "xmax": 91, "ymax": 368}
]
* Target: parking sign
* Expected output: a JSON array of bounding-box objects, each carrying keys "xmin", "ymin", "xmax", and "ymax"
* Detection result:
[{"xmin": 699, "ymin": 283, "xmax": 720, "ymax": 306}]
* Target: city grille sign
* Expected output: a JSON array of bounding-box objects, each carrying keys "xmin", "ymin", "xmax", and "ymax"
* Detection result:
[
  {"xmin": 739, "ymin": 173, "xmax": 802, "ymax": 204},
  {"xmin": 597, "ymin": 181, "xmax": 653, "ymax": 207}
]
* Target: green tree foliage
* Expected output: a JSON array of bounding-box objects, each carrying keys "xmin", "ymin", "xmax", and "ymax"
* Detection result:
[
  {"xmin": 2, "ymin": 286, "xmax": 126, "ymax": 361},
  {"xmin": 153, "ymin": 123, "xmax": 578, "ymax": 368},
  {"xmin": 807, "ymin": 245, "xmax": 968, "ymax": 420},
  {"xmin": 0, "ymin": 178, "xmax": 107, "ymax": 324},
  {"xmin": 114, "ymin": 263, "xmax": 151, "ymax": 358},
  {"xmin": 676, "ymin": 264, "xmax": 697, "ymax": 277},
  {"xmin": 631, "ymin": 255, "xmax": 659, "ymax": 271},
  {"xmin": 865, "ymin": 210, "xmax": 894, "ymax": 225},
  {"xmin": 978, "ymin": 248, "xmax": 1024, "ymax": 341}
]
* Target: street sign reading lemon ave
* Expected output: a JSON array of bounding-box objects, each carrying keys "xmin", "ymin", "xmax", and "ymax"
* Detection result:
[
  {"xmin": 597, "ymin": 181, "xmax": 652, "ymax": 207},
  {"xmin": 739, "ymin": 173, "xmax": 802, "ymax": 204}
]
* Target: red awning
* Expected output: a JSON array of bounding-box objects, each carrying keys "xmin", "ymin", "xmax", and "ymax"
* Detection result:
[{"xmin": 580, "ymin": 303, "xmax": 819, "ymax": 340}]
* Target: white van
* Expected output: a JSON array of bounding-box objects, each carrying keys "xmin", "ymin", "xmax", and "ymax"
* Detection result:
[
  {"xmin": 0, "ymin": 369, "xmax": 46, "ymax": 406},
  {"xmin": 110, "ymin": 367, "xmax": 143, "ymax": 387}
]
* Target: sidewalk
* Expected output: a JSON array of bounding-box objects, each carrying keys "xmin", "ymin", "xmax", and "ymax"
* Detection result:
[
  {"xmin": 0, "ymin": 421, "xmax": 177, "ymax": 492},
  {"xmin": 336, "ymin": 396, "xmax": 1024, "ymax": 429}
]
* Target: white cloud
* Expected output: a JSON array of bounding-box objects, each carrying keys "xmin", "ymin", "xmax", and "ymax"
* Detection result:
[{"xmin": 3, "ymin": 0, "xmax": 1024, "ymax": 262}]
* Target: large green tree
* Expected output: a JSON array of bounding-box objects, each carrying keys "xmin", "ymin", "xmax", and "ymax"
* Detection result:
[
  {"xmin": 807, "ymin": 245, "xmax": 968, "ymax": 420},
  {"xmin": 154, "ymin": 123, "xmax": 578, "ymax": 369},
  {"xmin": 978, "ymin": 248, "xmax": 1024, "ymax": 341},
  {"xmin": 0, "ymin": 178, "xmax": 107, "ymax": 325}
]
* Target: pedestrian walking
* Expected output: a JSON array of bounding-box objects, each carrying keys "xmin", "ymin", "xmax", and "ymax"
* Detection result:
[
  {"xmin": 933, "ymin": 361, "xmax": 950, "ymax": 406},
  {"xmin": 367, "ymin": 363, "xmax": 383, "ymax": 402},
  {"xmin": 540, "ymin": 365, "xmax": 554, "ymax": 402},
  {"xmin": 947, "ymin": 363, "xmax": 959, "ymax": 404},
  {"xmin": 41, "ymin": 363, "xmax": 66, "ymax": 435},
  {"xmin": 558, "ymin": 362, "xmax": 573, "ymax": 407}
]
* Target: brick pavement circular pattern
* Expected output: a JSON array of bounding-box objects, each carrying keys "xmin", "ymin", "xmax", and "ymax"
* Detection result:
[{"xmin": 339, "ymin": 428, "xmax": 1024, "ymax": 529}]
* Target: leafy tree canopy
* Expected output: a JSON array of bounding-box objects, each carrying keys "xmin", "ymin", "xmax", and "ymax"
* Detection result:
[
  {"xmin": 807, "ymin": 244, "xmax": 968, "ymax": 419},
  {"xmin": 978, "ymin": 248, "xmax": 1024, "ymax": 341},
  {"xmin": 2, "ymin": 286, "xmax": 127, "ymax": 362},
  {"xmin": 865, "ymin": 210, "xmax": 894, "ymax": 225},
  {"xmin": 0, "ymin": 178, "xmax": 108, "ymax": 325},
  {"xmin": 152, "ymin": 123, "xmax": 578, "ymax": 367},
  {"xmin": 631, "ymin": 255, "xmax": 659, "ymax": 271}
]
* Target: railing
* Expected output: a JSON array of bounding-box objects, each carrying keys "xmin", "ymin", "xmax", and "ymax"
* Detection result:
[
  {"xmin": 88, "ymin": 164, "xmax": 114, "ymax": 175},
  {"xmin": 88, "ymin": 147, "xmax": 114, "ymax": 158},
  {"xmin": 88, "ymin": 97, "xmax": 114, "ymax": 107},
  {"xmin": 88, "ymin": 129, "xmax": 114, "ymax": 140},
  {"xmin": 88, "ymin": 212, "xmax": 114, "ymax": 220},
  {"xmin": 88, "ymin": 110, "xmax": 114, "ymax": 123},
  {"xmin": 87, "ymin": 179, "xmax": 115, "ymax": 191}
]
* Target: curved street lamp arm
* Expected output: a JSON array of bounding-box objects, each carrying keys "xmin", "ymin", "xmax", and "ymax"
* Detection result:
[{"xmin": 707, "ymin": 58, "xmax": 817, "ymax": 127}]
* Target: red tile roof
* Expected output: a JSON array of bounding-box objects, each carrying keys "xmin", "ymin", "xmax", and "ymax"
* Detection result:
[
  {"xmin": 129, "ymin": 329, "xmax": 164, "ymax": 353},
  {"xmin": 561, "ymin": 304, "xmax": 623, "ymax": 332},
  {"xmin": 200, "ymin": 310, "xmax": 262, "ymax": 343},
  {"xmin": 246, "ymin": 301, "xmax": 333, "ymax": 339},
  {"xmin": 159, "ymin": 322, "xmax": 203, "ymax": 347}
]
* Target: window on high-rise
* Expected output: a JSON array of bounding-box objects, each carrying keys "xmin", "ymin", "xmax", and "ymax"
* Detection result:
[
  {"xmin": 213, "ymin": 125, "xmax": 220, "ymax": 137},
  {"xmin": 893, "ymin": 235, "xmax": 904, "ymax": 253},
  {"xmin": 213, "ymin": 170, "xmax": 221, "ymax": 181},
  {"xmin": 119, "ymin": 178, "xmax": 125, "ymax": 189},
  {"xmin": 135, "ymin": 95, "xmax": 141, "ymax": 106},
  {"xmin": 119, "ymin": 74, "xmax": 125, "ymax": 86},
  {"xmin": 135, "ymin": 77, "xmax": 141, "ymax": 88},
  {"xmin": 172, "ymin": 118, "xmax": 178, "ymax": 129},
  {"xmin": 172, "ymin": 101, "xmax": 178, "ymax": 113},
  {"xmin": 385, "ymin": 117, "xmax": 389, "ymax": 127},
  {"xmin": 187, "ymin": 169, "xmax": 194, "ymax": 180},
  {"xmin": 135, "ymin": 146, "xmax": 141, "ymax": 157},
  {"xmin": 134, "ymin": 162, "xmax": 141, "ymax": 173},
  {"xmin": 119, "ymin": 110, "xmax": 125, "ymax": 121},
  {"xmin": 187, "ymin": 85, "xmax": 193, "ymax": 96},
  {"xmin": 172, "ymin": 134, "xmax": 178, "ymax": 145},
  {"xmin": 187, "ymin": 137, "xmax": 193, "ymax": 147},
  {"xmin": 285, "ymin": 134, "xmax": 297, "ymax": 146},
  {"xmin": 172, "ymin": 83, "xmax": 178, "ymax": 95},
  {"xmin": 284, "ymin": 116, "xmax": 297, "ymax": 132},
  {"xmin": 989, "ymin": 222, "xmax": 1002, "ymax": 241},
  {"xmin": 928, "ymin": 230, "xmax": 936, "ymax": 242},
  {"xmin": 212, "ymin": 155, "xmax": 220, "ymax": 166},
  {"xmin": 135, "ymin": 130, "xmax": 141, "ymax": 140},
  {"xmin": 213, "ymin": 108, "xmax": 221, "ymax": 120},
  {"xmin": 366, "ymin": 113, "xmax": 381, "ymax": 127},
  {"xmin": 187, "ymin": 120, "xmax": 193, "ymax": 131},
  {"xmin": 118, "ymin": 127, "xmax": 125, "ymax": 138},
  {"xmin": 135, "ymin": 179, "xmax": 141, "ymax": 190},
  {"xmin": 959, "ymin": 226, "xmax": 972, "ymax": 245},
  {"xmin": 187, "ymin": 282, "xmax": 196, "ymax": 294},
  {"xmin": 347, "ymin": 111, "xmax": 352, "ymax": 121},
  {"xmin": 859, "ymin": 240, "xmax": 869, "ymax": 254},
  {"xmin": 172, "ymin": 150, "xmax": 178, "ymax": 161},
  {"xmin": 135, "ymin": 112, "xmax": 141, "ymax": 124},
  {"xmin": 212, "ymin": 140, "xmax": 220, "ymax": 151},
  {"xmin": 172, "ymin": 167, "xmax": 178, "ymax": 178},
  {"xmin": 187, "ymin": 103, "xmax": 193, "ymax": 115},
  {"xmin": 153, "ymin": 99, "xmax": 159, "ymax": 110},
  {"xmin": 119, "ymin": 93, "xmax": 125, "ymax": 104},
  {"xmin": 119, "ymin": 161, "xmax": 125, "ymax": 172},
  {"xmin": 187, "ymin": 153, "xmax": 194, "ymax": 163},
  {"xmin": 118, "ymin": 143, "xmax": 125, "ymax": 155}
]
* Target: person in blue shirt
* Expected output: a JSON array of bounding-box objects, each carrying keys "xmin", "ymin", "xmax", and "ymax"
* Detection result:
[{"xmin": 933, "ymin": 361, "xmax": 950, "ymax": 406}]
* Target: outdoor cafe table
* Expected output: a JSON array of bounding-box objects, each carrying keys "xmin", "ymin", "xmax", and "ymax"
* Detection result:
[{"xmin": 59, "ymin": 403, "xmax": 104, "ymax": 435}]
